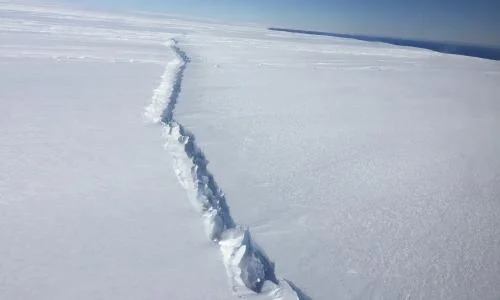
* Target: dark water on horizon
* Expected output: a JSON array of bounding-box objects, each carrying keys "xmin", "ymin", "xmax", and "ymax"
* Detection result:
[{"xmin": 269, "ymin": 27, "xmax": 500, "ymax": 61}]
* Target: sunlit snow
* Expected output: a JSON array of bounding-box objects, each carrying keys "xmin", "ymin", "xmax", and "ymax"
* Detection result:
[{"xmin": 1, "ymin": 1, "xmax": 500, "ymax": 299}]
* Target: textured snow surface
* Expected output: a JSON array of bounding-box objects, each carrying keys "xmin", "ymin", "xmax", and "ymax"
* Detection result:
[
  {"xmin": 177, "ymin": 30, "xmax": 500, "ymax": 300},
  {"xmin": 2, "ymin": 1, "xmax": 500, "ymax": 299}
]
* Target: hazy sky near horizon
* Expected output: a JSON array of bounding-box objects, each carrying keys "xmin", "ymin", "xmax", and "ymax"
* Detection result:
[{"xmin": 65, "ymin": 0, "xmax": 500, "ymax": 47}]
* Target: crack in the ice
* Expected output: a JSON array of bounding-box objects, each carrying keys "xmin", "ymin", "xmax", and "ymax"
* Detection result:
[{"xmin": 146, "ymin": 38, "xmax": 309, "ymax": 300}]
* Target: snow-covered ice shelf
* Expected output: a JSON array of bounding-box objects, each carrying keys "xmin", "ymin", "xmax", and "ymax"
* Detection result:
[{"xmin": 2, "ymin": 1, "xmax": 500, "ymax": 299}]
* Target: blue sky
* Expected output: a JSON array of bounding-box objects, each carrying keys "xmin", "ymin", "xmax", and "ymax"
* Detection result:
[{"xmin": 69, "ymin": 0, "xmax": 500, "ymax": 47}]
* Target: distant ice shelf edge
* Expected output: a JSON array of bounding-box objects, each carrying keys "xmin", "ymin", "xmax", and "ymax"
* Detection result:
[
  {"xmin": 144, "ymin": 38, "xmax": 309, "ymax": 300},
  {"xmin": 268, "ymin": 27, "xmax": 500, "ymax": 61}
]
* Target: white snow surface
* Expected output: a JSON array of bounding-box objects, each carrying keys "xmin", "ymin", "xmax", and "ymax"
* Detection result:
[{"xmin": 2, "ymin": 1, "xmax": 500, "ymax": 299}]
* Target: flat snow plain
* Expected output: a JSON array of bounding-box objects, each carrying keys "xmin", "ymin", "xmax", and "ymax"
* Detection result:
[{"xmin": 1, "ymin": 1, "xmax": 500, "ymax": 299}]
